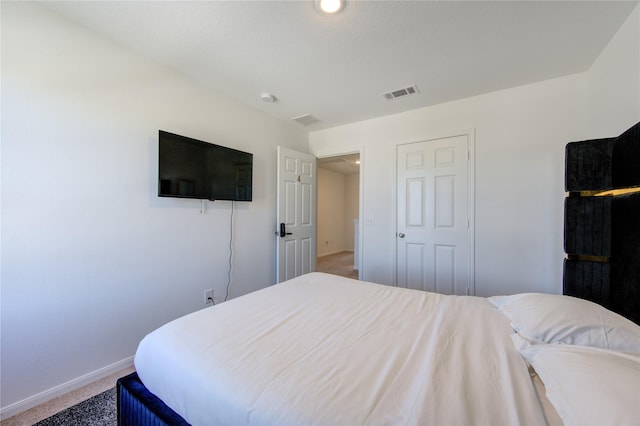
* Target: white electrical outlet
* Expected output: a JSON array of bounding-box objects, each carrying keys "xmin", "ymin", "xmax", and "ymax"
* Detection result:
[{"xmin": 204, "ymin": 289, "xmax": 214, "ymax": 305}]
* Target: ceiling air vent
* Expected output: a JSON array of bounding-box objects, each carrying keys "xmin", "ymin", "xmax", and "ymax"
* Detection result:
[
  {"xmin": 383, "ymin": 84, "xmax": 419, "ymax": 100},
  {"xmin": 292, "ymin": 113, "xmax": 319, "ymax": 126}
]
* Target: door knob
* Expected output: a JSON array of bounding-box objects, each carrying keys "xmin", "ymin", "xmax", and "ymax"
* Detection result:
[
  {"xmin": 398, "ymin": 233, "xmax": 405, "ymax": 238},
  {"xmin": 276, "ymin": 223, "xmax": 293, "ymax": 238}
]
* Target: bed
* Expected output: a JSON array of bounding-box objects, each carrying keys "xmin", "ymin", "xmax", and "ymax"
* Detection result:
[
  {"xmin": 119, "ymin": 122, "xmax": 639, "ymax": 425},
  {"xmin": 118, "ymin": 272, "xmax": 639, "ymax": 426}
]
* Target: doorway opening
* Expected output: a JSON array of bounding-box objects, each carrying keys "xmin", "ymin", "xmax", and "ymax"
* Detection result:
[{"xmin": 316, "ymin": 153, "xmax": 360, "ymax": 279}]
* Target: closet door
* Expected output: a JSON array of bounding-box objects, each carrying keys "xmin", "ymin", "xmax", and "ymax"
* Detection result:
[{"xmin": 396, "ymin": 134, "xmax": 473, "ymax": 295}]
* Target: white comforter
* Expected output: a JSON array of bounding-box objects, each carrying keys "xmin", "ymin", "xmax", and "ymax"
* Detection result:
[{"xmin": 135, "ymin": 273, "xmax": 547, "ymax": 425}]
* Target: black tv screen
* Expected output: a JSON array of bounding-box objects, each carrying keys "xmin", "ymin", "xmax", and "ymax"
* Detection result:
[{"xmin": 158, "ymin": 130, "xmax": 253, "ymax": 201}]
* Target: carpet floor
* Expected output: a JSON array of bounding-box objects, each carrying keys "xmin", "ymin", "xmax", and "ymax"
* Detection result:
[
  {"xmin": 317, "ymin": 251, "xmax": 358, "ymax": 279},
  {"xmin": 34, "ymin": 388, "xmax": 115, "ymax": 426}
]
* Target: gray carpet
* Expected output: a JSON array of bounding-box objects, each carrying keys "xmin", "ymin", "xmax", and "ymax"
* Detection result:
[
  {"xmin": 34, "ymin": 388, "xmax": 116, "ymax": 426},
  {"xmin": 317, "ymin": 251, "xmax": 358, "ymax": 279}
]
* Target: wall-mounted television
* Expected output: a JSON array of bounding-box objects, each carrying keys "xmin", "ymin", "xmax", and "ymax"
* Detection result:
[{"xmin": 158, "ymin": 130, "xmax": 253, "ymax": 201}]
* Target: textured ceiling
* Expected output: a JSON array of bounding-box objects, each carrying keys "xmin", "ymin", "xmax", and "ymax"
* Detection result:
[{"xmin": 41, "ymin": 1, "xmax": 637, "ymax": 131}]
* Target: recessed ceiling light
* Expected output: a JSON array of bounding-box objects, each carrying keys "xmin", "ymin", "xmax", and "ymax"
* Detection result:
[{"xmin": 316, "ymin": 0, "xmax": 345, "ymax": 15}]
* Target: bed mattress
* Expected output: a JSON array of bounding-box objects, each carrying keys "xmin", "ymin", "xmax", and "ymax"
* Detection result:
[{"xmin": 134, "ymin": 272, "xmax": 548, "ymax": 425}]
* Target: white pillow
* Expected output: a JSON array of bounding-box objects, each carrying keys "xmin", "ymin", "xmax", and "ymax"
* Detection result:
[
  {"xmin": 512, "ymin": 334, "xmax": 640, "ymax": 426},
  {"xmin": 488, "ymin": 293, "xmax": 640, "ymax": 354}
]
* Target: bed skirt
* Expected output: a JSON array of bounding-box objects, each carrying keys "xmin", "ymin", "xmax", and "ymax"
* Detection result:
[{"xmin": 117, "ymin": 372, "xmax": 189, "ymax": 425}]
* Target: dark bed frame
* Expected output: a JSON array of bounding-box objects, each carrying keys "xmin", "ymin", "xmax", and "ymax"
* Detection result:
[
  {"xmin": 117, "ymin": 372, "xmax": 189, "ymax": 426},
  {"xmin": 117, "ymin": 121, "xmax": 639, "ymax": 425}
]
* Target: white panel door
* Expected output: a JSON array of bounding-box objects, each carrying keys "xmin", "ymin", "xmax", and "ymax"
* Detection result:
[
  {"xmin": 396, "ymin": 134, "xmax": 472, "ymax": 295},
  {"xmin": 276, "ymin": 146, "xmax": 316, "ymax": 283}
]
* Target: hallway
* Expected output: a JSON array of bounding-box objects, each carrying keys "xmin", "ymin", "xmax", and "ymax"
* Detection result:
[{"xmin": 317, "ymin": 251, "xmax": 358, "ymax": 279}]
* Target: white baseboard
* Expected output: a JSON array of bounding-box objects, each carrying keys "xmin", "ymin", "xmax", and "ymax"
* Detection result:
[
  {"xmin": 0, "ymin": 356, "xmax": 134, "ymax": 420},
  {"xmin": 318, "ymin": 249, "xmax": 354, "ymax": 258}
]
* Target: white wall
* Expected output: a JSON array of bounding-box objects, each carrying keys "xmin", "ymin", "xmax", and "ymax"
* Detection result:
[
  {"xmin": 311, "ymin": 75, "xmax": 589, "ymax": 295},
  {"xmin": 345, "ymin": 174, "xmax": 359, "ymax": 252},
  {"xmin": 586, "ymin": 4, "xmax": 640, "ymax": 137},
  {"xmin": 0, "ymin": 2, "xmax": 308, "ymax": 413},
  {"xmin": 309, "ymin": 4, "xmax": 639, "ymax": 296}
]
